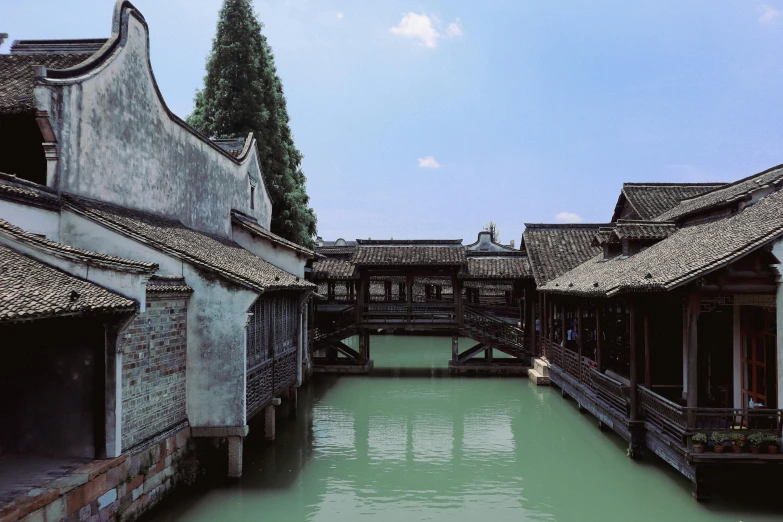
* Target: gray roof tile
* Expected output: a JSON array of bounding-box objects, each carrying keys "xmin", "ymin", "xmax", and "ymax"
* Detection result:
[
  {"xmin": 522, "ymin": 224, "xmax": 608, "ymax": 286},
  {"xmin": 544, "ymin": 188, "xmax": 783, "ymax": 296},
  {"xmin": 0, "ymin": 53, "xmax": 89, "ymax": 114},
  {"xmin": 0, "ymin": 244, "xmax": 137, "ymax": 322},
  {"xmin": 64, "ymin": 196, "xmax": 314, "ymax": 293}
]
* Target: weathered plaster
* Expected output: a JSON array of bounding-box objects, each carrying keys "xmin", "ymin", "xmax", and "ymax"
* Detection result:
[
  {"xmin": 61, "ymin": 209, "xmax": 256, "ymax": 429},
  {"xmin": 232, "ymin": 224, "xmax": 305, "ymax": 278},
  {"xmin": 35, "ymin": 3, "xmax": 272, "ymax": 237},
  {"xmin": 0, "ymin": 198, "xmax": 61, "ymax": 240}
]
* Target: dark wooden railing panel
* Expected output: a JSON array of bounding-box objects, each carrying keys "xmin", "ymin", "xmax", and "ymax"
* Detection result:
[
  {"xmin": 464, "ymin": 306, "xmax": 526, "ymax": 350},
  {"xmin": 639, "ymin": 386, "xmax": 687, "ymax": 444},
  {"xmin": 246, "ymin": 358, "xmax": 273, "ymax": 418},
  {"xmin": 563, "ymin": 349, "xmax": 580, "ymax": 380},
  {"xmin": 689, "ymin": 408, "xmax": 783, "ymax": 434},
  {"xmin": 590, "ymin": 369, "xmax": 629, "ymax": 416},
  {"xmin": 273, "ymin": 348, "xmax": 298, "ymax": 396},
  {"xmin": 362, "ymin": 302, "xmax": 457, "ymax": 324}
]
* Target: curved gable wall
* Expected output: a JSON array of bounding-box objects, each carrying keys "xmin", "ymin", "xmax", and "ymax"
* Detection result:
[{"xmin": 34, "ymin": 1, "xmax": 272, "ymax": 237}]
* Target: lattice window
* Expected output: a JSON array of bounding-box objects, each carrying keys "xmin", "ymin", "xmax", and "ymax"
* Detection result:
[
  {"xmin": 271, "ymin": 296, "xmax": 297, "ymax": 355},
  {"xmin": 247, "ymin": 297, "xmax": 270, "ymax": 367}
]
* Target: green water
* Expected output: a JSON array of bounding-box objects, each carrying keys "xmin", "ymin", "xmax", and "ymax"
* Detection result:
[{"xmin": 146, "ymin": 335, "xmax": 781, "ymax": 521}]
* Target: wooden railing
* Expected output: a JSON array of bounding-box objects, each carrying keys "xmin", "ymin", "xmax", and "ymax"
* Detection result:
[
  {"xmin": 639, "ymin": 386, "xmax": 783, "ymax": 448},
  {"xmin": 464, "ymin": 306, "xmax": 526, "ymax": 350},
  {"xmin": 544, "ymin": 338, "xmax": 628, "ymax": 416},
  {"xmin": 590, "ymin": 369, "xmax": 629, "ymax": 416},
  {"xmin": 639, "ymin": 386, "xmax": 687, "ymax": 444},
  {"xmin": 361, "ymin": 302, "xmax": 456, "ymax": 324}
]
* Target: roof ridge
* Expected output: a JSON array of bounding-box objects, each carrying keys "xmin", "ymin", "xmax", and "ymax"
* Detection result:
[
  {"xmin": 623, "ymin": 182, "xmax": 727, "ymax": 187},
  {"xmin": 0, "ymin": 218, "xmax": 157, "ymax": 273},
  {"xmin": 674, "ymin": 163, "xmax": 783, "ymax": 204},
  {"xmin": 523, "ymin": 223, "xmax": 610, "ymax": 229}
]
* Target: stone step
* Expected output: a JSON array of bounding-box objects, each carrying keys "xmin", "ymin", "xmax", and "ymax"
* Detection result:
[
  {"xmin": 528, "ymin": 368, "xmax": 550, "ymax": 386},
  {"xmin": 532, "ymin": 357, "xmax": 550, "ymax": 377}
]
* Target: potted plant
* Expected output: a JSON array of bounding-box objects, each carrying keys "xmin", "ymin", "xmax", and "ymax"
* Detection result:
[
  {"xmin": 748, "ymin": 432, "xmax": 766, "ymax": 454},
  {"xmin": 730, "ymin": 432, "xmax": 746, "ymax": 453},
  {"xmin": 691, "ymin": 433, "xmax": 707, "ymax": 454},
  {"xmin": 711, "ymin": 432, "xmax": 731, "ymax": 453},
  {"xmin": 765, "ymin": 434, "xmax": 780, "ymax": 455}
]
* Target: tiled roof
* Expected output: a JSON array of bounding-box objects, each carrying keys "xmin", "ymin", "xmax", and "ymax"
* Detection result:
[
  {"xmin": 352, "ymin": 245, "xmax": 467, "ymax": 266},
  {"xmin": 462, "ymin": 257, "xmax": 531, "ymax": 279},
  {"xmin": 64, "ymin": 196, "xmax": 314, "ymax": 293},
  {"xmin": 613, "ymin": 183, "xmax": 726, "ymax": 221},
  {"xmin": 522, "ymin": 224, "xmax": 607, "ymax": 286},
  {"xmin": 231, "ymin": 211, "xmax": 314, "ymax": 257},
  {"xmin": 0, "ymin": 53, "xmax": 89, "ymax": 114},
  {"xmin": 0, "ymin": 173, "xmax": 61, "ymax": 209},
  {"xmin": 0, "ymin": 219, "xmax": 157, "ymax": 273},
  {"xmin": 311, "ymin": 259, "xmax": 356, "ymax": 280},
  {"xmin": 655, "ymin": 164, "xmax": 783, "ymax": 222},
  {"xmin": 543, "ymin": 188, "xmax": 783, "ymax": 297},
  {"xmin": 316, "ymin": 246, "xmax": 356, "ymax": 256},
  {"xmin": 613, "ymin": 220, "xmax": 677, "ymax": 241},
  {"xmin": 146, "ymin": 275, "xmax": 193, "ymax": 294},
  {"xmin": 592, "ymin": 227, "xmax": 616, "ymax": 247},
  {"xmin": 0, "ymin": 244, "xmax": 137, "ymax": 322},
  {"xmin": 213, "ymin": 138, "xmax": 246, "ymax": 158}
]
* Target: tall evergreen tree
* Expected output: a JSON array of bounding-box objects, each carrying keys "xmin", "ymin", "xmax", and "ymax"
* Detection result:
[{"xmin": 188, "ymin": 0, "xmax": 317, "ymax": 247}]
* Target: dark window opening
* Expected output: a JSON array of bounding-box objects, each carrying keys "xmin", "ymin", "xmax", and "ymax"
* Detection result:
[
  {"xmin": 0, "ymin": 114, "xmax": 47, "ymax": 185},
  {"xmin": 250, "ymin": 186, "xmax": 255, "ymax": 210}
]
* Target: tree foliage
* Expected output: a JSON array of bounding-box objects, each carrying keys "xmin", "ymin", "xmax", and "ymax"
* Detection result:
[
  {"xmin": 483, "ymin": 221, "xmax": 500, "ymax": 243},
  {"xmin": 188, "ymin": 0, "xmax": 317, "ymax": 248}
]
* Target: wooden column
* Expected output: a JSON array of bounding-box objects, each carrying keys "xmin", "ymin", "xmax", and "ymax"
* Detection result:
[
  {"xmin": 452, "ymin": 332, "xmax": 459, "ymax": 362},
  {"xmin": 356, "ymin": 272, "xmax": 366, "ymax": 325},
  {"xmin": 577, "ymin": 303, "xmax": 583, "ymax": 382},
  {"xmin": 532, "ymin": 291, "xmax": 539, "ymax": 357},
  {"xmin": 548, "ymin": 297, "xmax": 554, "ymax": 342},
  {"xmin": 453, "ymin": 274, "xmax": 463, "ymax": 328},
  {"xmin": 561, "ymin": 302, "xmax": 567, "ymax": 347},
  {"xmin": 406, "ymin": 273, "xmax": 413, "ymax": 321},
  {"xmin": 629, "ymin": 299, "xmax": 638, "ymax": 422},
  {"xmin": 644, "ymin": 306, "xmax": 651, "ymax": 389},
  {"xmin": 687, "ymin": 292, "xmax": 701, "ymax": 427},
  {"xmin": 595, "ymin": 304, "xmax": 602, "ymax": 372}
]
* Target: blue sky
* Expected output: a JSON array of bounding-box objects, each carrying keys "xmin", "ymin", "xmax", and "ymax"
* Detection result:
[{"xmin": 3, "ymin": 1, "xmax": 783, "ymax": 244}]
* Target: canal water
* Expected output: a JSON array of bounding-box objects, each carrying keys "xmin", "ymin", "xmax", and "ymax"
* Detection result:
[{"xmin": 145, "ymin": 335, "xmax": 781, "ymax": 522}]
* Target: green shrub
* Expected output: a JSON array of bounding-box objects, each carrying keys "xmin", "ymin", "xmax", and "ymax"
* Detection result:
[
  {"xmin": 711, "ymin": 432, "xmax": 731, "ymax": 445},
  {"xmin": 691, "ymin": 433, "xmax": 707, "ymax": 446}
]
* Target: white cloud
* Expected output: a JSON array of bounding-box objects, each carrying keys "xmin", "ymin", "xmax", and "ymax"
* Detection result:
[
  {"xmin": 554, "ymin": 211, "xmax": 584, "ymax": 223},
  {"xmin": 759, "ymin": 4, "xmax": 782, "ymax": 24},
  {"xmin": 446, "ymin": 18, "xmax": 463, "ymax": 37},
  {"xmin": 336, "ymin": 12, "xmax": 344, "ymax": 20},
  {"xmin": 417, "ymin": 156, "xmax": 441, "ymax": 169},
  {"xmin": 390, "ymin": 12, "xmax": 463, "ymax": 48}
]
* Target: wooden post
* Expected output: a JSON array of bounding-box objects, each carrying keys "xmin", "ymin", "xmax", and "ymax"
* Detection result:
[
  {"xmin": 532, "ymin": 291, "xmax": 539, "ymax": 357},
  {"xmin": 629, "ymin": 299, "xmax": 638, "ymax": 422},
  {"xmin": 561, "ymin": 302, "xmax": 567, "ymax": 348},
  {"xmin": 577, "ymin": 303, "xmax": 583, "ymax": 382},
  {"xmin": 359, "ymin": 329, "xmax": 367, "ymax": 364},
  {"xmin": 357, "ymin": 272, "xmax": 366, "ymax": 325},
  {"xmin": 452, "ymin": 331, "xmax": 459, "ymax": 362},
  {"xmin": 406, "ymin": 273, "xmax": 413, "ymax": 321},
  {"xmin": 644, "ymin": 306, "xmax": 651, "ymax": 389},
  {"xmin": 548, "ymin": 297, "xmax": 554, "ymax": 342},
  {"xmin": 687, "ymin": 292, "xmax": 701, "ymax": 429},
  {"xmin": 453, "ymin": 274, "xmax": 463, "ymax": 328},
  {"xmin": 595, "ymin": 304, "xmax": 602, "ymax": 372}
]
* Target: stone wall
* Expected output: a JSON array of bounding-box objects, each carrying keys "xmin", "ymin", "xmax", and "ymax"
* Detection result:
[
  {"xmin": 120, "ymin": 295, "xmax": 188, "ymax": 452},
  {"xmin": 0, "ymin": 427, "xmax": 192, "ymax": 522}
]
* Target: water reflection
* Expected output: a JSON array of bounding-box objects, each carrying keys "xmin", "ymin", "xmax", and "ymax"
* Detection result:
[{"xmin": 144, "ymin": 336, "xmax": 782, "ymax": 522}]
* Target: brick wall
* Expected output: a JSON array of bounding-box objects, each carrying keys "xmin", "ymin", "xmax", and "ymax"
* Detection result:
[
  {"xmin": 0, "ymin": 427, "xmax": 192, "ymax": 522},
  {"xmin": 120, "ymin": 296, "xmax": 188, "ymax": 452}
]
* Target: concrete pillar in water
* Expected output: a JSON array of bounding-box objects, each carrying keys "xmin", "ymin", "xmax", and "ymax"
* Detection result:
[
  {"xmin": 289, "ymin": 386, "xmax": 298, "ymax": 418},
  {"xmin": 265, "ymin": 398, "xmax": 281, "ymax": 441},
  {"xmin": 228, "ymin": 436, "xmax": 243, "ymax": 478}
]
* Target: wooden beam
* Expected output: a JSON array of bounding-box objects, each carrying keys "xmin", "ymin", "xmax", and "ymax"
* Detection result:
[
  {"xmin": 458, "ymin": 343, "xmax": 487, "ymax": 363},
  {"xmin": 687, "ymin": 292, "xmax": 701, "ymax": 428},
  {"xmin": 644, "ymin": 306, "xmax": 651, "ymax": 388},
  {"xmin": 629, "ymin": 298, "xmax": 638, "ymax": 422},
  {"xmin": 577, "ymin": 303, "xmax": 583, "ymax": 382},
  {"xmin": 595, "ymin": 304, "xmax": 602, "ymax": 372}
]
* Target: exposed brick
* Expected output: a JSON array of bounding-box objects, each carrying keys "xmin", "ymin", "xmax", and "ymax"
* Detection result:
[
  {"xmin": 66, "ymin": 487, "xmax": 86, "ymax": 516},
  {"xmin": 20, "ymin": 508, "xmax": 44, "ymax": 522},
  {"xmin": 74, "ymin": 457, "xmax": 127, "ymax": 482},
  {"xmin": 82, "ymin": 474, "xmax": 107, "ymax": 506},
  {"xmin": 120, "ymin": 298, "xmax": 188, "ymax": 451}
]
